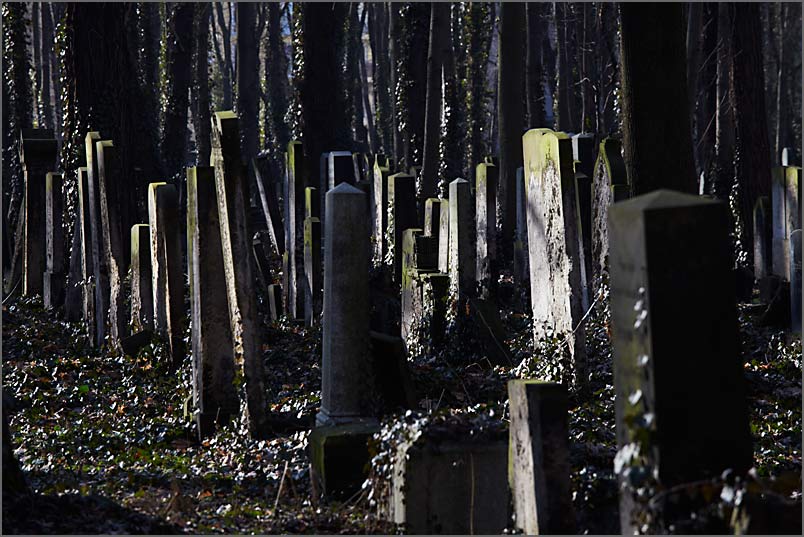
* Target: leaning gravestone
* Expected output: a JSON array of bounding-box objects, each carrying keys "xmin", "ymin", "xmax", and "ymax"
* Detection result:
[
  {"xmin": 20, "ymin": 130, "xmax": 58, "ymax": 298},
  {"xmin": 609, "ymin": 190, "xmax": 752, "ymax": 534},
  {"xmin": 753, "ymin": 197, "xmax": 771, "ymax": 280},
  {"xmin": 250, "ymin": 156, "xmax": 284, "ymax": 257},
  {"xmin": 387, "ymin": 173, "xmax": 417, "ymax": 284},
  {"xmin": 85, "ymin": 131, "xmax": 107, "ymax": 346},
  {"xmin": 283, "ymin": 140, "xmax": 306, "ymax": 320},
  {"xmin": 508, "ymin": 380, "xmax": 575, "ymax": 534},
  {"xmin": 130, "ymin": 224, "xmax": 153, "ymax": 333},
  {"xmin": 96, "ymin": 140, "xmax": 129, "ymax": 346},
  {"xmin": 212, "ymin": 111, "xmax": 268, "ymax": 438},
  {"xmin": 187, "ymin": 166, "xmax": 239, "ymax": 439},
  {"xmin": 44, "ymin": 172, "xmax": 64, "ymax": 308},
  {"xmin": 149, "ymin": 182, "xmax": 185, "ymax": 366},
  {"xmin": 591, "ymin": 137, "xmax": 628, "ymax": 292},
  {"xmin": 522, "ymin": 129, "xmax": 587, "ymax": 387},
  {"xmin": 791, "ymin": 229, "xmax": 802, "ymax": 334},
  {"xmin": 572, "ymin": 134, "xmax": 596, "ymax": 306},
  {"xmin": 475, "ymin": 162, "xmax": 498, "ymax": 297}
]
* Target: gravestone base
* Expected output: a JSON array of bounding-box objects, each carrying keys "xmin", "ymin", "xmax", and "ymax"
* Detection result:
[
  {"xmin": 309, "ymin": 422, "xmax": 380, "ymax": 500},
  {"xmin": 389, "ymin": 437, "xmax": 510, "ymax": 534},
  {"xmin": 370, "ymin": 331, "xmax": 417, "ymax": 411},
  {"xmin": 43, "ymin": 270, "xmax": 64, "ymax": 309}
]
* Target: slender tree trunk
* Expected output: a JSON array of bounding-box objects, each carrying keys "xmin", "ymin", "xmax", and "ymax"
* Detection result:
[
  {"xmin": 32, "ymin": 2, "xmax": 42, "ymax": 127},
  {"xmin": 620, "ymin": 3, "xmax": 696, "ymax": 195},
  {"xmin": 264, "ymin": 1, "xmax": 290, "ymax": 181},
  {"xmin": 389, "ymin": 4, "xmax": 403, "ymax": 167},
  {"xmin": 421, "ymin": 3, "xmax": 448, "ymax": 202},
  {"xmin": 346, "ymin": 4, "xmax": 367, "ymax": 150},
  {"xmin": 686, "ymin": 1, "xmax": 703, "ymax": 176},
  {"xmin": 139, "ymin": 3, "xmax": 161, "ymax": 117},
  {"xmin": 236, "ymin": 2, "xmax": 259, "ymax": 163},
  {"xmin": 498, "ymin": 2, "xmax": 525, "ymax": 258},
  {"xmin": 464, "ymin": 3, "xmax": 493, "ymax": 174},
  {"xmin": 40, "ymin": 2, "xmax": 54, "ymax": 130},
  {"xmin": 442, "ymin": 3, "xmax": 465, "ymax": 188},
  {"xmin": 357, "ymin": 6, "xmax": 378, "ymax": 154},
  {"xmin": 556, "ymin": 3, "xmax": 574, "ymax": 132},
  {"xmin": 711, "ymin": 3, "xmax": 735, "ymax": 201},
  {"xmin": 406, "ymin": 3, "xmax": 430, "ymax": 167},
  {"xmin": 214, "ymin": 2, "xmax": 233, "ymax": 110},
  {"xmin": 697, "ymin": 3, "xmax": 718, "ymax": 186},
  {"xmin": 161, "ymin": 3, "xmax": 193, "ymax": 180},
  {"xmin": 525, "ymin": 3, "xmax": 545, "ymax": 128},
  {"xmin": 731, "ymin": 3, "xmax": 772, "ymax": 268},
  {"xmin": 193, "ymin": 3, "xmax": 211, "ymax": 166}
]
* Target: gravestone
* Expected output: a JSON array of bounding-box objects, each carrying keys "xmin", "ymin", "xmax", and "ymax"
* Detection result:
[
  {"xmin": 508, "ymin": 380, "xmax": 575, "ymax": 534},
  {"xmin": 753, "ymin": 197, "xmax": 771, "ymax": 280},
  {"xmin": 130, "ymin": 224, "xmax": 153, "ymax": 333},
  {"xmin": 250, "ymin": 157, "xmax": 284, "ymax": 256},
  {"xmin": 423, "ymin": 198, "xmax": 444, "ymax": 239},
  {"xmin": 305, "ymin": 186, "xmax": 320, "ymax": 219},
  {"xmin": 85, "ymin": 132, "xmax": 106, "ymax": 345},
  {"xmin": 20, "ymin": 131, "xmax": 58, "ymax": 297},
  {"xmin": 574, "ymin": 171, "xmax": 593, "ymax": 310},
  {"xmin": 320, "ymin": 151, "xmax": 355, "ymax": 244},
  {"xmin": 96, "ymin": 140, "xmax": 128, "ymax": 346},
  {"xmin": 304, "ymin": 216, "xmax": 322, "ymax": 326},
  {"xmin": 400, "ymin": 228, "xmax": 440, "ymax": 342},
  {"xmin": 522, "ymin": 129, "xmax": 587, "ymax": 385},
  {"xmin": 390, "ymin": 434, "xmax": 510, "ymax": 534},
  {"xmin": 438, "ymin": 197, "xmax": 450, "ymax": 274},
  {"xmin": 591, "ymin": 137, "xmax": 628, "ymax": 291},
  {"xmin": 771, "ymin": 166, "xmax": 802, "ymax": 280},
  {"xmin": 77, "ymin": 166, "xmax": 95, "ymax": 336},
  {"xmin": 63, "ymin": 216, "xmax": 84, "ymax": 321},
  {"xmin": 44, "ymin": 172, "xmax": 64, "ymax": 308},
  {"xmin": 283, "ymin": 140, "xmax": 306, "ymax": 320},
  {"xmin": 212, "ymin": 111, "xmax": 268, "ymax": 438},
  {"xmin": 609, "ymin": 190, "xmax": 752, "ymax": 534},
  {"xmin": 267, "ymin": 283, "xmax": 283, "ymax": 322},
  {"xmin": 149, "ymin": 182, "xmax": 185, "ymax": 366},
  {"xmin": 317, "ymin": 183, "xmax": 374, "ymax": 425},
  {"xmin": 373, "ymin": 160, "xmax": 391, "ymax": 266},
  {"xmin": 387, "ymin": 173, "xmax": 417, "ymax": 284},
  {"xmin": 252, "ymin": 231, "xmax": 273, "ymax": 291},
  {"xmin": 514, "ymin": 166, "xmax": 530, "ymax": 291},
  {"xmin": 187, "ymin": 166, "xmax": 239, "ymax": 439},
  {"xmin": 781, "ymin": 147, "xmax": 799, "ymax": 167},
  {"xmin": 572, "ymin": 133, "xmax": 596, "ymax": 179},
  {"xmin": 791, "ymin": 230, "xmax": 802, "ymax": 334},
  {"xmin": 475, "ymin": 162, "xmax": 498, "ymax": 296},
  {"xmin": 448, "ymin": 178, "xmax": 475, "ymax": 300}
]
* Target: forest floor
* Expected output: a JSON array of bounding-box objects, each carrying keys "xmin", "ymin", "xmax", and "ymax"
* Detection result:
[{"xmin": 2, "ymin": 278, "xmax": 801, "ymax": 534}]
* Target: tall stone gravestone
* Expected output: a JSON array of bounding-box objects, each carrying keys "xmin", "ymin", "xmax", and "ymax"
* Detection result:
[
  {"xmin": 44, "ymin": 172, "xmax": 64, "ymax": 308},
  {"xmin": 475, "ymin": 162, "xmax": 498, "ymax": 297},
  {"xmin": 250, "ymin": 156, "xmax": 284, "ymax": 256},
  {"xmin": 96, "ymin": 140, "xmax": 129, "ymax": 346},
  {"xmin": 372, "ymin": 160, "xmax": 392, "ymax": 266},
  {"xmin": 448, "ymin": 178, "xmax": 475, "ymax": 301},
  {"xmin": 64, "ymin": 208, "xmax": 84, "ymax": 321},
  {"xmin": 320, "ymin": 151, "xmax": 355, "ymax": 243},
  {"xmin": 20, "ymin": 130, "xmax": 58, "ymax": 297},
  {"xmin": 148, "ymin": 182, "xmax": 185, "ymax": 366},
  {"xmin": 387, "ymin": 173, "xmax": 417, "ymax": 284},
  {"xmin": 522, "ymin": 129, "xmax": 587, "ymax": 386},
  {"xmin": 283, "ymin": 140, "xmax": 306, "ymax": 320},
  {"xmin": 508, "ymin": 380, "xmax": 575, "ymax": 534},
  {"xmin": 187, "ymin": 166, "xmax": 239, "ymax": 439},
  {"xmin": 771, "ymin": 166, "xmax": 802, "ymax": 280},
  {"xmin": 77, "ymin": 166, "xmax": 95, "ymax": 337},
  {"xmin": 212, "ymin": 111, "xmax": 268, "ymax": 438},
  {"xmin": 591, "ymin": 137, "xmax": 628, "ymax": 292},
  {"xmin": 609, "ymin": 190, "xmax": 752, "ymax": 533},
  {"xmin": 317, "ymin": 183, "xmax": 374, "ymax": 425},
  {"xmin": 85, "ymin": 132, "xmax": 108, "ymax": 346},
  {"xmin": 791, "ymin": 229, "xmax": 802, "ymax": 334},
  {"xmin": 438, "ymin": 197, "xmax": 450, "ymax": 274},
  {"xmin": 572, "ymin": 133, "xmax": 596, "ymax": 308},
  {"xmin": 130, "ymin": 224, "xmax": 153, "ymax": 333}
]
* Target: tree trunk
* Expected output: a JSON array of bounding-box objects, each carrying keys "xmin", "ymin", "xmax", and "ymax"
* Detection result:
[
  {"xmin": 346, "ymin": 4, "xmax": 368, "ymax": 151},
  {"xmin": 464, "ymin": 2, "xmax": 493, "ymax": 174},
  {"xmin": 498, "ymin": 1, "xmax": 525, "ymax": 258},
  {"xmin": 442, "ymin": 3, "xmax": 465, "ymax": 188},
  {"xmin": 40, "ymin": 2, "xmax": 54, "ymax": 130},
  {"xmin": 619, "ymin": 3, "xmax": 696, "ymax": 195},
  {"xmin": 139, "ymin": 3, "xmax": 161, "ymax": 119},
  {"xmin": 264, "ymin": 2, "xmax": 290, "ymax": 181},
  {"xmin": 161, "ymin": 3, "xmax": 193, "ymax": 180},
  {"xmin": 236, "ymin": 2, "xmax": 259, "ymax": 163},
  {"xmin": 193, "ymin": 3, "xmax": 211, "ymax": 166},
  {"xmin": 697, "ymin": 2, "xmax": 718, "ymax": 186},
  {"xmin": 686, "ymin": 1, "xmax": 703, "ymax": 176},
  {"xmin": 525, "ymin": 3, "xmax": 545, "ymax": 128},
  {"xmin": 214, "ymin": 2, "xmax": 233, "ymax": 110},
  {"xmin": 555, "ymin": 2, "xmax": 574, "ymax": 133},
  {"xmin": 421, "ymin": 3, "xmax": 449, "ymax": 202},
  {"xmin": 405, "ymin": 3, "xmax": 431, "ymax": 168},
  {"xmin": 711, "ymin": 3, "xmax": 735, "ymax": 201},
  {"xmin": 731, "ymin": 2, "xmax": 772, "ymax": 268},
  {"xmin": 32, "ymin": 2, "xmax": 42, "ymax": 127}
]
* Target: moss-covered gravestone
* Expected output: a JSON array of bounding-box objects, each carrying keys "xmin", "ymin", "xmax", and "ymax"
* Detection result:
[
  {"xmin": 400, "ymin": 228, "xmax": 444, "ymax": 348},
  {"xmin": 753, "ymin": 196, "xmax": 771, "ymax": 280},
  {"xmin": 522, "ymin": 129, "xmax": 587, "ymax": 387},
  {"xmin": 591, "ymin": 137, "xmax": 628, "ymax": 293},
  {"xmin": 283, "ymin": 141, "xmax": 306, "ymax": 320},
  {"xmin": 372, "ymin": 160, "xmax": 391, "ymax": 266},
  {"xmin": 147, "ymin": 182, "xmax": 168, "ymax": 331},
  {"xmin": 85, "ymin": 132, "xmax": 106, "ymax": 346},
  {"xmin": 130, "ymin": 224, "xmax": 153, "ymax": 334},
  {"xmin": 303, "ymin": 216, "xmax": 322, "ymax": 326},
  {"xmin": 508, "ymin": 380, "xmax": 575, "ymax": 534},
  {"xmin": 386, "ymin": 173, "xmax": 417, "ymax": 284},
  {"xmin": 475, "ymin": 162, "xmax": 499, "ymax": 297},
  {"xmin": 572, "ymin": 133, "xmax": 596, "ymax": 306},
  {"xmin": 771, "ymin": 166, "xmax": 801, "ymax": 280},
  {"xmin": 609, "ymin": 190, "xmax": 752, "ymax": 534},
  {"xmin": 212, "ymin": 111, "xmax": 268, "ymax": 438},
  {"xmin": 44, "ymin": 172, "xmax": 64, "ymax": 308},
  {"xmin": 438, "ymin": 197, "xmax": 450, "ymax": 274},
  {"xmin": 20, "ymin": 130, "xmax": 58, "ymax": 298},
  {"xmin": 187, "ymin": 167, "xmax": 239, "ymax": 439},
  {"xmin": 423, "ymin": 198, "xmax": 444, "ymax": 241}
]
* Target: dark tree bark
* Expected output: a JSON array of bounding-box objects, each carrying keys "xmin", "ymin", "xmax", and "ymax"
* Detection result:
[
  {"xmin": 696, "ymin": 3, "xmax": 718, "ymax": 185},
  {"xmin": 32, "ymin": 2, "xmax": 42, "ymax": 127},
  {"xmin": 464, "ymin": 2, "xmax": 493, "ymax": 173},
  {"xmin": 404, "ymin": 3, "xmax": 430, "ymax": 167},
  {"xmin": 263, "ymin": 2, "xmax": 290, "ymax": 181},
  {"xmin": 49, "ymin": 4, "xmax": 64, "ymax": 138},
  {"xmin": 619, "ymin": 3, "xmax": 696, "ymax": 195},
  {"xmin": 542, "ymin": 3, "xmax": 558, "ymax": 129},
  {"xmin": 346, "ymin": 3, "xmax": 368, "ymax": 150},
  {"xmin": 161, "ymin": 3, "xmax": 193, "ymax": 180},
  {"xmin": 731, "ymin": 3, "xmax": 772, "ymax": 268},
  {"xmin": 421, "ymin": 3, "xmax": 449, "ymax": 202},
  {"xmin": 525, "ymin": 2, "xmax": 545, "ymax": 128},
  {"xmin": 498, "ymin": 1, "xmax": 525, "ymax": 258},
  {"xmin": 368, "ymin": 3, "xmax": 391, "ymax": 154},
  {"xmin": 236, "ymin": 2, "xmax": 259, "ymax": 163},
  {"xmin": 214, "ymin": 2, "xmax": 233, "ymax": 110},
  {"xmin": 711, "ymin": 3, "xmax": 735, "ymax": 201},
  {"xmin": 686, "ymin": 1, "xmax": 703, "ymax": 176},
  {"xmin": 139, "ymin": 3, "xmax": 161, "ymax": 121},
  {"xmin": 40, "ymin": 2, "xmax": 54, "ymax": 130},
  {"xmin": 389, "ymin": 3, "xmax": 403, "ymax": 166},
  {"xmin": 192, "ymin": 3, "xmax": 211, "ymax": 166},
  {"xmin": 555, "ymin": 2, "xmax": 575, "ymax": 133},
  {"xmin": 357, "ymin": 5, "xmax": 378, "ymax": 154},
  {"xmin": 441, "ymin": 3, "xmax": 465, "ymax": 188}
]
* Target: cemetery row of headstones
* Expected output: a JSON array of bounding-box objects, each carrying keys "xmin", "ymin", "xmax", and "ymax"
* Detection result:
[{"xmin": 16, "ymin": 105, "xmax": 799, "ymax": 533}]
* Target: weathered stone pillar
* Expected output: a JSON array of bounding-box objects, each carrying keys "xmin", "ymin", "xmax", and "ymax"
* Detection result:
[
  {"xmin": 20, "ymin": 131, "xmax": 58, "ymax": 297},
  {"xmin": 771, "ymin": 166, "xmax": 802, "ymax": 280},
  {"xmin": 283, "ymin": 141, "xmax": 306, "ymax": 319},
  {"xmin": 373, "ymin": 159, "xmax": 391, "ymax": 266},
  {"xmin": 267, "ymin": 284, "xmax": 283, "ymax": 322},
  {"xmin": 508, "ymin": 380, "xmax": 575, "ymax": 535},
  {"xmin": 387, "ymin": 173, "xmax": 417, "ymax": 284},
  {"xmin": 475, "ymin": 162, "xmax": 498, "ymax": 296},
  {"xmin": 64, "ymin": 216, "xmax": 84, "ymax": 322},
  {"xmin": 148, "ymin": 182, "xmax": 168, "ymax": 332},
  {"xmin": 591, "ymin": 137, "xmax": 628, "ymax": 293},
  {"xmin": 130, "ymin": 224, "xmax": 153, "ymax": 333},
  {"xmin": 44, "ymin": 172, "xmax": 64, "ymax": 308},
  {"xmin": 212, "ymin": 111, "xmax": 268, "ymax": 438},
  {"xmin": 522, "ymin": 129, "xmax": 587, "ymax": 387},
  {"xmin": 609, "ymin": 190, "xmax": 752, "ymax": 534},
  {"xmin": 321, "ymin": 151, "xmax": 356, "ymax": 246},
  {"xmin": 187, "ymin": 166, "xmax": 239, "ymax": 439},
  {"xmin": 449, "ymin": 178, "xmax": 475, "ymax": 300},
  {"xmin": 85, "ymin": 131, "xmax": 106, "ymax": 345},
  {"xmin": 317, "ymin": 183, "xmax": 373, "ymax": 425},
  {"xmin": 438, "ymin": 197, "xmax": 450, "ymax": 274}
]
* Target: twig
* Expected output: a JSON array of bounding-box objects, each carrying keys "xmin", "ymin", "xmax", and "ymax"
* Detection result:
[{"xmin": 272, "ymin": 460, "xmax": 289, "ymax": 515}]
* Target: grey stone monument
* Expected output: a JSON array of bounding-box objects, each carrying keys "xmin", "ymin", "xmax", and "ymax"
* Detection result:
[
  {"xmin": 448, "ymin": 178, "xmax": 475, "ymax": 300},
  {"xmin": 130, "ymin": 224, "xmax": 153, "ymax": 333},
  {"xmin": 475, "ymin": 162, "xmax": 498, "ymax": 296},
  {"xmin": 387, "ymin": 173, "xmax": 417, "ymax": 284},
  {"xmin": 44, "ymin": 172, "xmax": 64, "ymax": 308}
]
